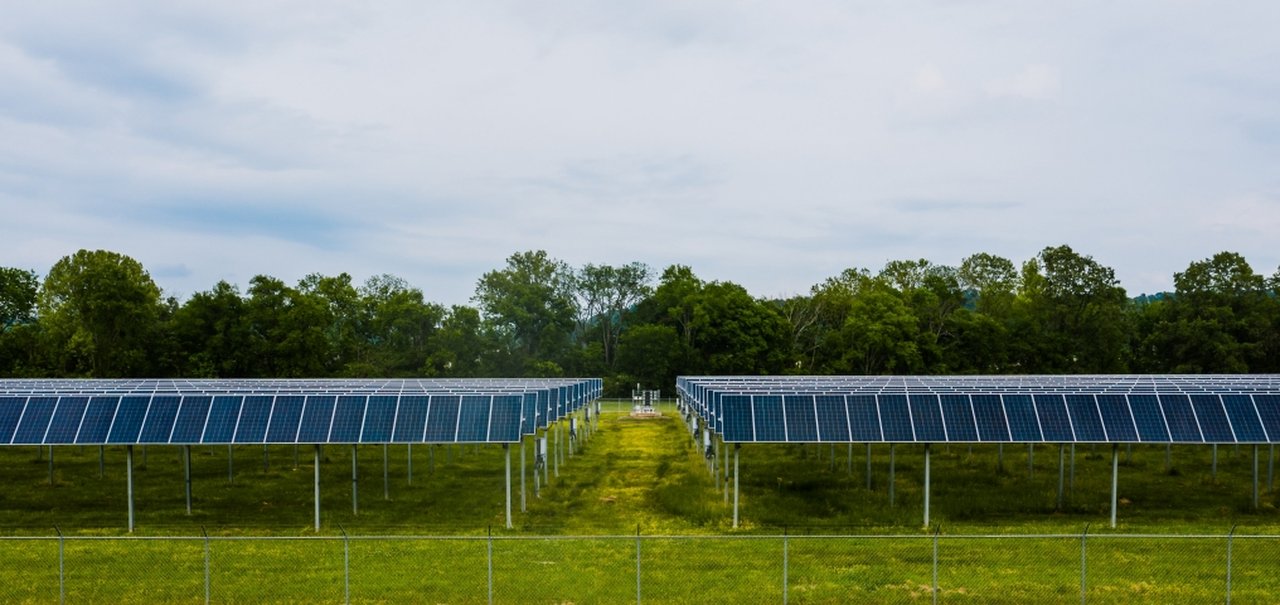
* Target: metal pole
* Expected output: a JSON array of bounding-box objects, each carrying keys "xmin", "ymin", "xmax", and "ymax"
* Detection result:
[
  {"xmin": 185, "ymin": 445, "xmax": 193, "ymax": 515},
  {"xmin": 553, "ymin": 422, "xmax": 560, "ymax": 479},
  {"xmin": 923, "ymin": 444, "xmax": 931, "ymax": 528},
  {"xmin": 351, "ymin": 445, "xmax": 359, "ymax": 515},
  {"xmin": 1110, "ymin": 444, "xmax": 1119, "ymax": 529},
  {"xmin": 383, "ymin": 444, "xmax": 389, "ymax": 501},
  {"xmin": 1058, "ymin": 444, "xmax": 1065, "ymax": 511},
  {"xmin": 1253, "ymin": 445, "xmax": 1259, "ymax": 510},
  {"xmin": 723, "ymin": 437, "xmax": 730, "ymax": 505},
  {"xmin": 314, "ymin": 445, "xmax": 321, "ymax": 531},
  {"xmin": 520, "ymin": 437, "xmax": 527, "ymax": 513},
  {"xmin": 733, "ymin": 444, "xmax": 741, "ymax": 528},
  {"xmin": 126, "ymin": 445, "xmax": 135, "ymax": 532},
  {"xmin": 889, "ymin": 444, "xmax": 896, "ymax": 507},
  {"xmin": 504, "ymin": 444, "xmax": 512, "ymax": 529},
  {"xmin": 866, "ymin": 444, "xmax": 872, "ymax": 489}
]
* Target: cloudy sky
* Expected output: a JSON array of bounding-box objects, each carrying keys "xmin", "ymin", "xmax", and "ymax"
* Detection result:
[{"xmin": 2, "ymin": 1, "xmax": 1278, "ymax": 304}]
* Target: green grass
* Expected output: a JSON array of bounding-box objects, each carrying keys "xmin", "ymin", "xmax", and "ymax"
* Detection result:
[{"xmin": 1, "ymin": 404, "xmax": 1279, "ymax": 602}]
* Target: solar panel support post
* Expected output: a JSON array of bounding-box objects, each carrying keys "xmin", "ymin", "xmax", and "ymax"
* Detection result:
[
  {"xmin": 383, "ymin": 444, "xmax": 389, "ymax": 501},
  {"xmin": 351, "ymin": 445, "xmax": 359, "ymax": 516},
  {"xmin": 1109, "ymin": 444, "xmax": 1118, "ymax": 529},
  {"xmin": 520, "ymin": 436, "xmax": 527, "ymax": 513},
  {"xmin": 733, "ymin": 443, "xmax": 740, "ymax": 529},
  {"xmin": 1057, "ymin": 444, "xmax": 1065, "ymax": 511},
  {"xmin": 126, "ymin": 445, "xmax": 135, "ymax": 533},
  {"xmin": 554, "ymin": 422, "xmax": 561, "ymax": 479},
  {"xmin": 923, "ymin": 444, "xmax": 931, "ymax": 529},
  {"xmin": 889, "ymin": 444, "xmax": 896, "ymax": 507},
  {"xmin": 314, "ymin": 444, "xmax": 321, "ymax": 532},
  {"xmin": 184, "ymin": 445, "xmax": 193, "ymax": 516},
  {"xmin": 504, "ymin": 443, "xmax": 512, "ymax": 529},
  {"xmin": 1252, "ymin": 445, "xmax": 1259, "ymax": 510},
  {"xmin": 723, "ymin": 436, "xmax": 730, "ymax": 505}
]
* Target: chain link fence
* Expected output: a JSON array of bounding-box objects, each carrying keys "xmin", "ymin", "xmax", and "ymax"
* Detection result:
[{"xmin": 1, "ymin": 529, "xmax": 1277, "ymax": 603}]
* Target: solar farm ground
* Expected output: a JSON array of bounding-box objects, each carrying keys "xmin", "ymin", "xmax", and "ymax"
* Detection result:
[{"xmin": 1, "ymin": 401, "xmax": 1278, "ymax": 602}]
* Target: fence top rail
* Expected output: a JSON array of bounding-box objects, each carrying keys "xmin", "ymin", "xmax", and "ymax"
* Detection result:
[{"xmin": 3, "ymin": 532, "xmax": 1279, "ymax": 541}]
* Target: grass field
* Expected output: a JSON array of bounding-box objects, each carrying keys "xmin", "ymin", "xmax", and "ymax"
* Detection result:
[{"xmin": 1, "ymin": 402, "xmax": 1278, "ymax": 602}]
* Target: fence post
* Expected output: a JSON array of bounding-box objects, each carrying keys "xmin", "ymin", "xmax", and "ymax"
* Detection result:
[
  {"xmin": 488, "ymin": 526, "xmax": 494, "ymax": 605},
  {"xmin": 55, "ymin": 526, "xmax": 64, "ymax": 605},
  {"xmin": 636, "ymin": 525, "xmax": 642, "ymax": 605},
  {"xmin": 1226, "ymin": 524, "xmax": 1236, "ymax": 605},
  {"xmin": 1080, "ymin": 524, "xmax": 1089, "ymax": 605},
  {"xmin": 202, "ymin": 526, "xmax": 210, "ymax": 605},
  {"xmin": 340, "ymin": 525, "xmax": 350, "ymax": 605},
  {"xmin": 782, "ymin": 527, "xmax": 789, "ymax": 605},
  {"xmin": 932, "ymin": 526, "xmax": 940, "ymax": 605}
]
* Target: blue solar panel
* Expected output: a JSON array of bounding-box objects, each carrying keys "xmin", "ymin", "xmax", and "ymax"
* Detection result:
[
  {"xmin": 457, "ymin": 396, "xmax": 491, "ymax": 442},
  {"xmin": 45, "ymin": 397, "xmax": 88, "ymax": 444},
  {"xmin": 1002, "ymin": 395, "xmax": 1042, "ymax": 441},
  {"xmin": 909, "ymin": 395, "xmax": 946, "ymax": 442},
  {"xmin": 847, "ymin": 395, "xmax": 882, "ymax": 441},
  {"xmin": 878, "ymin": 395, "xmax": 914, "ymax": 441},
  {"xmin": 521, "ymin": 393, "xmax": 537, "ymax": 435},
  {"xmin": 815, "ymin": 395, "xmax": 850, "ymax": 442},
  {"xmin": 171, "ymin": 396, "xmax": 211, "ymax": 443},
  {"xmin": 1095, "ymin": 395, "xmax": 1138, "ymax": 442},
  {"xmin": 1190, "ymin": 395, "xmax": 1234, "ymax": 443},
  {"xmin": 266, "ymin": 395, "xmax": 305, "ymax": 443},
  {"xmin": 362, "ymin": 396, "xmax": 396, "ymax": 442},
  {"xmin": 753, "ymin": 396, "xmax": 786, "ymax": 442},
  {"xmin": 329, "ymin": 396, "xmax": 365, "ymax": 442},
  {"xmin": 1127, "ymin": 394, "xmax": 1169, "ymax": 442},
  {"xmin": 489, "ymin": 395, "xmax": 522, "ymax": 442},
  {"xmin": 202, "ymin": 396, "xmax": 242, "ymax": 443},
  {"xmin": 393, "ymin": 396, "xmax": 429, "ymax": 442},
  {"xmin": 940, "ymin": 395, "xmax": 978, "ymax": 441},
  {"xmin": 1065, "ymin": 395, "xmax": 1105, "ymax": 441},
  {"xmin": 139, "ymin": 396, "xmax": 181, "ymax": 443},
  {"xmin": 234, "ymin": 396, "xmax": 272, "ymax": 443},
  {"xmin": 107, "ymin": 396, "xmax": 149, "ymax": 444},
  {"xmin": 0, "ymin": 397, "xmax": 22, "ymax": 443},
  {"xmin": 1255, "ymin": 395, "xmax": 1280, "ymax": 441},
  {"xmin": 424, "ymin": 395, "xmax": 460, "ymax": 442},
  {"xmin": 1222, "ymin": 395, "xmax": 1267, "ymax": 442},
  {"xmin": 13, "ymin": 397, "xmax": 56, "ymax": 444},
  {"xmin": 1034, "ymin": 395, "xmax": 1074, "ymax": 441},
  {"xmin": 77, "ymin": 396, "xmax": 118, "ymax": 444},
  {"xmin": 971, "ymin": 395, "xmax": 1010, "ymax": 441},
  {"xmin": 297, "ymin": 396, "xmax": 335, "ymax": 443},
  {"xmin": 721, "ymin": 395, "xmax": 753, "ymax": 442},
  {"xmin": 783, "ymin": 395, "xmax": 818, "ymax": 442},
  {"xmin": 1159, "ymin": 394, "xmax": 1202, "ymax": 442}
]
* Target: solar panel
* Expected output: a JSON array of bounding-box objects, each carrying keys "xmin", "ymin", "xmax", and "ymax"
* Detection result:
[
  {"xmin": 1095, "ymin": 395, "xmax": 1138, "ymax": 442},
  {"xmin": 140, "ymin": 396, "xmax": 181, "ymax": 443},
  {"xmin": 424, "ymin": 395, "xmax": 460, "ymax": 442},
  {"xmin": 1190, "ymin": 395, "xmax": 1234, "ymax": 442},
  {"xmin": 971, "ymin": 395, "xmax": 1010, "ymax": 442},
  {"xmin": 1223, "ymin": 395, "xmax": 1266, "ymax": 442},
  {"xmin": 847, "ymin": 395, "xmax": 882, "ymax": 441},
  {"xmin": 1065, "ymin": 395, "xmax": 1105, "ymax": 441},
  {"xmin": 1127, "ymin": 394, "xmax": 1168, "ymax": 442},
  {"xmin": 815, "ymin": 395, "xmax": 850, "ymax": 442},
  {"xmin": 878, "ymin": 395, "xmax": 913, "ymax": 441},
  {"xmin": 782, "ymin": 395, "xmax": 818, "ymax": 442},
  {"xmin": 753, "ymin": 396, "xmax": 786, "ymax": 442},
  {"xmin": 909, "ymin": 394, "xmax": 946, "ymax": 442},
  {"xmin": 1159, "ymin": 394, "xmax": 1202, "ymax": 442},
  {"xmin": 940, "ymin": 395, "xmax": 978, "ymax": 442}
]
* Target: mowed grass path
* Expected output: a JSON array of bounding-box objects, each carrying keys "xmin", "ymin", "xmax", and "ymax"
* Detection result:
[{"xmin": 1, "ymin": 404, "xmax": 1279, "ymax": 602}]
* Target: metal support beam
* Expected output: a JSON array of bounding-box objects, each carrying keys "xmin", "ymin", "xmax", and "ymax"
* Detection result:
[
  {"xmin": 923, "ymin": 444, "xmax": 931, "ymax": 529},
  {"xmin": 889, "ymin": 444, "xmax": 896, "ymax": 507},
  {"xmin": 504, "ymin": 444, "xmax": 513, "ymax": 529},
  {"xmin": 733, "ymin": 443, "xmax": 741, "ymax": 529},
  {"xmin": 314, "ymin": 445, "xmax": 321, "ymax": 531},
  {"xmin": 1110, "ymin": 444, "xmax": 1119, "ymax": 529},
  {"xmin": 351, "ymin": 445, "xmax": 359, "ymax": 515},
  {"xmin": 1057, "ymin": 444, "xmax": 1065, "ymax": 511},
  {"xmin": 520, "ymin": 437, "xmax": 527, "ymax": 513},
  {"xmin": 126, "ymin": 445, "xmax": 135, "ymax": 533},
  {"xmin": 184, "ymin": 445, "xmax": 192, "ymax": 516}
]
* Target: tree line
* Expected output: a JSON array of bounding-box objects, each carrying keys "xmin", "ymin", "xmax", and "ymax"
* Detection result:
[{"xmin": 2, "ymin": 246, "xmax": 1278, "ymax": 396}]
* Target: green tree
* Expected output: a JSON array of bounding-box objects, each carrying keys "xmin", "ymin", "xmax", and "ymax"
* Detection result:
[
  {"xmin": 359, "ymin": 274, "xmax": 446, "ymax": 376},
  {"xmin": 473, "ymin": 251, "xmax": 576, "ymax": 370},
  {"xmin": 244, "ymin": 275, "xmax": 329, "ymax": 377},
  {"xmin": 37, "ymin": 250, "xmax": 164, "ymax": 376},
  {"xmin": 169, "ymin": 280, "xmax": 254, "ymax": 377}
]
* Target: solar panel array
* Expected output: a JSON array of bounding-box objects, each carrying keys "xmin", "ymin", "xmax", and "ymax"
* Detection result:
[
  {"xmin": 677, "ymin": 376, "xmax": 1280, "ymax": 445},
  {"xmin": 0, "ymin": 378, "xmax": 602, "ymax": 446}
]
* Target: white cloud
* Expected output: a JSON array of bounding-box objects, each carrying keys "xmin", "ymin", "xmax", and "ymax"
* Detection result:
[{"xmin": 986, "ymin": 64, "xmax": 1061, "ymax": 100}]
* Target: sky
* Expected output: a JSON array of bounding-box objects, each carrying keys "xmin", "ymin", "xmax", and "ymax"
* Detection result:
[{"xmin": 2, "ymin": 1, "xmax": 1278, "ymax": 305}]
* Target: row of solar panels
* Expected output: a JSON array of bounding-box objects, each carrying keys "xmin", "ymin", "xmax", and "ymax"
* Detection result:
[
  {"xmin": 677, "ymin": 377, "xmax": 1280, "ymax": 444},
  {"xmin": 678, "ymin": 375, "xmax": 1280, "ymax": 395},
  {"xmin": 0, "ymin": 379, "xmax": 603, "ymax": 446},
  {"xmin": 0, "ymin": 378, "xmax": 603, "ymax": 397}
]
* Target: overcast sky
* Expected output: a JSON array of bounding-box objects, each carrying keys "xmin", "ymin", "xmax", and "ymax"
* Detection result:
[{"xmin": 2, "ymin": 1, "xmax": 1278, "ymax": 304}]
